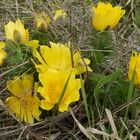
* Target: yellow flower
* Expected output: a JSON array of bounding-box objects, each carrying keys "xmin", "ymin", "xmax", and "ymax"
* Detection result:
[
  {"xmin": 0, "ymin": 42, "xmax": 7, "ymax": 65},
  {"xmin": 92, "ymin": 2, "xmax": 125, "ymax": 31},
  {"xmin": 6, "ymin": 74, "xmax": 41, "ymax": 124},
  {"xmin": 35, "ymin": 12, "xmax": 51, "ymax": 32},
  {"xmin": 53, "ymin": 9, "xmax": 67, "ymax": 21},
  {"xmin": 33, "ymin": 42, "xmax": 92, "ymax": 75},
  {"xmin": 128, "ymin": 51, "xmax": 140, "ymax": 86},
  {"xmin": 73, "ymin": 52, "xmax": 93, "ymax": 75},
  {"xmin": 26, "ymin": 39, "xmax": 40, "ymax": 56},
  {"xmin": 38, "ymin": 71, "xmax": 81, "ymax": 112},
  {"xmin": 26, "ymin": 40, "xmax": 39, "ymax": 50},
  {"xmin": 4, "ymin": 19, "xmax": 29, "ymax": 44}
]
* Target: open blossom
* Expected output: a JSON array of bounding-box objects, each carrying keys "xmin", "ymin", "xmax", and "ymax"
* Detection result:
[
  {"xmin": 128, "ymin": 51, "xmax": 140, "ymax": 86},
  {"xmin": 35, "ymin": 11, "xmax": 51, "ymax": 32},
  {"xmin": 0, "ymin": 42, "xmax": 7, "ymax": 65},
  {"xmin": 5, "ymin": 19, "xmax": 29, "ymax": 44},
  {"xmin": 92, "ymin": 2, "xmax": 125, "ymax": 31},
  {"xmin": 38, "ymin": 71, "xmax": 81, "ymax": 112},
  {"xmin": 6, "ymin": 74, "xmax": 41, "ymax": 124},
  {"xmin": 33, "ymin": 42, "xmax": 92, "ymax": 75}
]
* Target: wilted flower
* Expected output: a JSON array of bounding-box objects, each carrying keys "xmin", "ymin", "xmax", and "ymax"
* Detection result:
[
  {"xmin": 6, "ymin": 74, "xmax": 41, "ymax": 124},
  {"xmin": 4, "ymin": 19, "xmax": 29, "ymax": 44},
  {"xmin": 53, "ymin": 9, "xmax": 67, "ymax": 21},
  {"xmin": 35, "ymin": 11, "xmax": 51, "ymax": 32},
  {"xmin": 128, "ymin": 51, "xmax": 140, "ymax": 86},
  {"xmin": 33, "ymin": 42, "xmax": 92, "ymax": 75},
  {"xmin": 0, "ymin": 42, "xmax": 7, "ymax": 65},
  {"xmin": 38, "ymin": 71, "xmax": 81, "ymax": 112},
  {"xmin": 92, "ymin": 2, "xmax": 125, "ymax": 31}
]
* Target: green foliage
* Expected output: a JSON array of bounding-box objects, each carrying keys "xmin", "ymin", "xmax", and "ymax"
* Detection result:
[
  {"xmin": 88, "ymin": 70, "xmax": 128, "ymax": 113},
  {"xmin": 32, "ymin": 31, "xmax": 53, "ymax": 45},
  {"xmin": 80, "ymin": 73, "xmax": 91, "ymax": 126},
  {"xmin": 5, "ymin": 40, "xmax": 32, "ymax": 77},
  {"xmin": 134, "ymin": 6, "xmax": 140, "ymax": 28},
  {"xmin": 91, "ymin": 30, "xmax": 114, "ymax": 72}
]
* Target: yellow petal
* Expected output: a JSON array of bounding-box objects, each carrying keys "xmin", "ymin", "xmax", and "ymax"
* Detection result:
[
  {"xmin": 41, "ymin": 100, "xmax": 55, "ymax": 110},
  {"xmin": 59, "ymin": 90, "xmax": 80, "ymax": 112},
  {"xmin": 40, "ymin": 45, "xmax": 51, "ymax": 64},
  {"xmin": 4, "ymin": 21, "xmax": 15, "ymax": 40},
  {"xmin": 32, "ymin": 49, "xmax": 46, "ymax": 65},
  {"xmin": 0, "ymin": 42, "xmax": 5, "ymax": 49},
  {"xmin": 26, "ymin": 40, "xmax": 39, "ymax": 50},
  {"xmin": 32, "ymin": 96, "xmax": 41, "ymax": 121},
  {"xmin": 128, "ymin": 51, "xmax": 140, "ymax": 85},
  {"xmin": 32, "ymin": 108, "xmax": 41, "ymax": 121},
  {"xmin": 7, "ymin": 76, "xmax": 24, "ymax": 98},
  {"xmin": 59, "ymin": 103, "xmax": 69, "ymax": 112},
  {"xmin": 38, "ymin": 86, "xmax": 52, "ymax": 102},
  {"xmin": 24, "ymin": 109, "xmax": 34, "ymax": 124},
  {"xmin": 73, "ymin": 52, "xmax": 92, "ymax": 74},
  {"xmin": 0, "ymin": 50, "xmax": 7, "ymax": 65},
  {"xmin": 16, "ymin": 19, "xmax": 29, "ymax": 44},
  {"xmin": 22, "ymin": 74, "xmax": 34, "ymax": 95},
  {"xmin": 6, "ymin": 96, "xmax": 21, "ymax": 116}
]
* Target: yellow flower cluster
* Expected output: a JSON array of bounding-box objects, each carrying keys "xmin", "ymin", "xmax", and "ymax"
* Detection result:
[
  {"xmin": 3, "ymin": 2, "xmax": 125, "ymax": 124},
  {"xmin": 35, "ymin": 9, "xmax": 67, "ymax": 32},
  {"xmin": 128, "ymin": 51, "xmax": 140, "ymax": 86},
  {"xmin": 4, "ymin": 12, "xmax": 92, "ymax": 123},
  {"xmin": 33, "ymin": 42, "xmax": 92, "ymax": 112}
]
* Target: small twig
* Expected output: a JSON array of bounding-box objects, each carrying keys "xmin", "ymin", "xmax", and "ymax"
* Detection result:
[
  {"xmin": 15, "ymin": 0, "xmax": 19, "ymax": 18},
  {"xmin": 18, "ymin": 126, "xmax": 27, "ymax": 140},
  {"xmin": 0, "ymin": 60, "xmax": 29, "ymax": 78},
  {"xmin": 96, "ymin": 94, "xmax": 140, "ymax": 125}
]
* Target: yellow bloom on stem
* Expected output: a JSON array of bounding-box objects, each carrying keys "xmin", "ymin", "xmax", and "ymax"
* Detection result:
[
  {"xmin": 26, "ymin": 39, "xmax": 40, "ymax": 56},
  {"xmin": 128, "ymin": 51, "xmax": 140, "ymax": 86},
  {"xmin": 0, "ymin": 42, "xmax": 7, "ymax": 65},
  {"xmin": 73, "ymin": 52, "xmax": 93, "ymax": 75},
  {"xmin": 6, "ymin": 74, "xmax": 41, "ymax": 124},
  {"xmin": 33, "ymin": 42, "xmax": 92, "ymax": 75},
  {"xmin": 92, "ymin": 2, "xmax": 125, "ymax": 31},
  {"xmin": 4, "ymin": 19, "xmax": 29, "ymax": 44},
  {"xmin": 26, "ymin": 40, "xmax": 39, "ymax": 50},
  {"xmin": 53, "ymin": 9, "xmax": 67, "ymax": 21},
  {"xmin": 38, "ymin": 71, "xmax": 81, "ymax": 112},
  {"xmin": 35, "ymin": 11, "xmax": 51, "ymax": 32}
]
